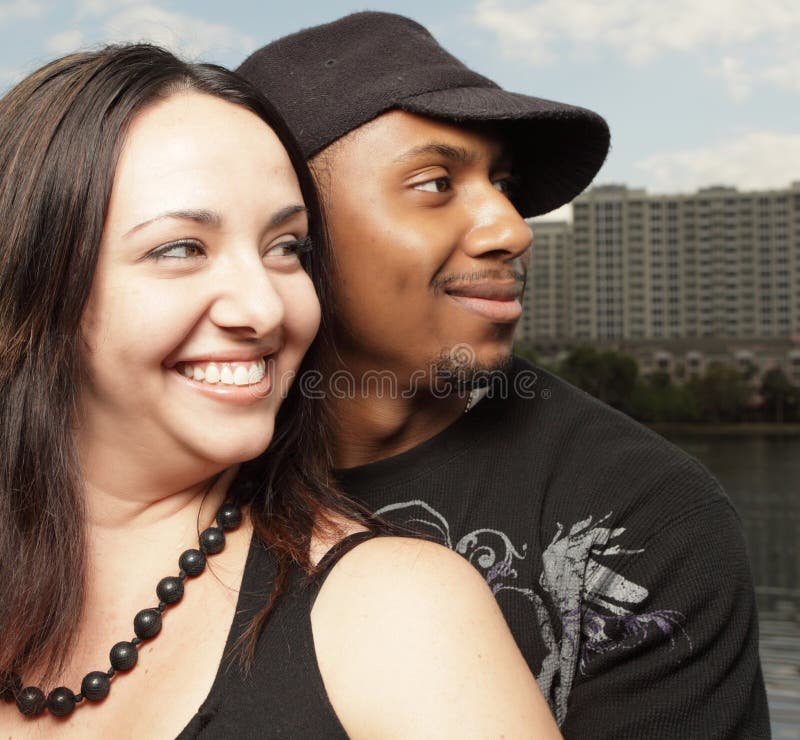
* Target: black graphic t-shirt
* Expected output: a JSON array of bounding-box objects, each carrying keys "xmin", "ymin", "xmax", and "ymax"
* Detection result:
[{"xmin": 336, "ymin": 358, "xmax": 769, "ymax": 739}]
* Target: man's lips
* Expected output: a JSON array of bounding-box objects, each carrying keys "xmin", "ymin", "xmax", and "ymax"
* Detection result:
[
  {"xmin": 445, "ymin": 281, "xmax": 523, "ymax": 301},
  {"xmin": 445, "ymin": 281, "xmax": 523, "ymax": 323}
]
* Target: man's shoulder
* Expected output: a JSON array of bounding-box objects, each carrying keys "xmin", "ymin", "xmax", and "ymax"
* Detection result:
[
  {"xmin": 492, "ymin": 356, "xmax": 730, "ymax": 513},
  {"xmin": 499, "ymin": 355, "xmax": 683, "ymax": 464}
]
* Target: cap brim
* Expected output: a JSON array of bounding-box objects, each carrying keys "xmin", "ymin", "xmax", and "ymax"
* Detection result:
[{"xmin": 399, "ymin": 86, "xmax": 610, "ymax": 217}]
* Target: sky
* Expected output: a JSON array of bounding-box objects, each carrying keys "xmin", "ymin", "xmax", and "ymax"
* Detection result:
[{"xmin": 1, "ymin": 0, "xmax": 798, "ymax": 220}]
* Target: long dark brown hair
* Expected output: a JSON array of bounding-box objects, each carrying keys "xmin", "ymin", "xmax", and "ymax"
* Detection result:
[{"xmin": 0, "ymin": 44, "xmax": 371, "ymax": 687}]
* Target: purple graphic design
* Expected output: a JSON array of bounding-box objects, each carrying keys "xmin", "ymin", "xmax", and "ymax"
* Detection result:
[
  {"xmin": 374, "ymin": 502, "xmax": 692, "ymax": 726},
  {"xmin": 542, "ymin": 512, "xmax": 691, "ymax": 683}
]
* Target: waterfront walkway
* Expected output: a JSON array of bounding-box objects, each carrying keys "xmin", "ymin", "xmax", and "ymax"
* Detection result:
[{"xmin": 762, "ymin": 617, "xmax": 800, "ymax": 738}]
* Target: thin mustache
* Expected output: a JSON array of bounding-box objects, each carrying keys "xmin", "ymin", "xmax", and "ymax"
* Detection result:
[{"xmin": 431, "ymin": 268, "xmax": 527, "ymax": 294}]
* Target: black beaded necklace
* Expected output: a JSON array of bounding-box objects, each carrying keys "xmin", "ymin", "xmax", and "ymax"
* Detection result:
[{"xmin": 0, "ymin": 500, "xmax": 243, "ymax": 719}]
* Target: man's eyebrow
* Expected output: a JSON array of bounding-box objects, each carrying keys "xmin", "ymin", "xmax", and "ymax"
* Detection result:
[
  {"xmin": 123, "ymin": 204, "xmax": 307, "ymax": 238},
  {"xmin": 393, "ymin": 143, "xmax": 478, "ymax": 166},
  {"xmin": 393, "ymin": 142, "xmax": 511, "ymax": 169}
]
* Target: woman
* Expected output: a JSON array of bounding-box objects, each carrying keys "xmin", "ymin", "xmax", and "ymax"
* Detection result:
[{"xmin": 0, "ymin": 45, "xmax": 559, "ymax": 738}]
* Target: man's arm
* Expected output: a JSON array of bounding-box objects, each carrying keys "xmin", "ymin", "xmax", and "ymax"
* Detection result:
[{"xmin": 563, "ymin": 473, "xmax": 769, "ymax": 739}]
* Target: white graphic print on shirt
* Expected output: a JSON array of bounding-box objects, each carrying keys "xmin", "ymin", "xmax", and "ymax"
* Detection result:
[{"xmin": 374, "ymin": 501, "xmax": 691, "ymax": 725}]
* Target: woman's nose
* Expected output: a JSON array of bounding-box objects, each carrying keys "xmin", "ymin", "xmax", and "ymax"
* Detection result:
[{"xmin": 207, "ymin": 257, "xmax": 285, "ymax": 339}]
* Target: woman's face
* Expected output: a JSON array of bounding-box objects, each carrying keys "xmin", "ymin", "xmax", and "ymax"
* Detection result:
[{"xmin": 79, "ymin": 91, "xmax": 320, "ymax": 471}]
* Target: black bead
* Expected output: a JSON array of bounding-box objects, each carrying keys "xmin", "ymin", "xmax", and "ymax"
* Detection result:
[
  {"xmin": 1, "ymin": 672, "xmax": 21, "ymax": 702},
  {"xmin": 46, "ymin": 686, "xmax": 76, "ymax": 717},
  {"xmin": 156, "ymin": 576, "xmax": 184, "ymax": 604},
  {"xmin": 216, "ymin": 503, "xmax": 242, "ymax": 531},
  {"xmin": 16, "ymin": 686, "xmax": 46, "ymax": 716},
  {"xmin": 199, "ymin": 526, "xmax": 225, "ymax": 554},
  {"xmin": 109, "ymin": 641, "xmax": 138, "ymax": 671},
  {"xmin": 81, "ymin": 671, "xmax": 111, "ymax": 702},
  {"xmin": 179, "ymin": 548, "xmax": 206, "ymax": 577},
  {"xmin": 133, "ymin": 608, "xmax": 162, "ymax": 639}
]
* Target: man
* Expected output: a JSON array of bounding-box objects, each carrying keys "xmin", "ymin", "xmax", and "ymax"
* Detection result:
[{"xmin": 238, "ymin": 12, "xmax": 768, "ymax": 737}]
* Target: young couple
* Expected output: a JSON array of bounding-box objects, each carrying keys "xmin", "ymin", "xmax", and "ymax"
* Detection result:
[{"xmin": 0, "ymin": 11, "xmax": 767, "ymax": 739}]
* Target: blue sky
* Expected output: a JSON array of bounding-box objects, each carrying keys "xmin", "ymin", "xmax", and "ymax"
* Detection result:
[{"xmin": 1, "ymin": 0, "xmax": 798, "ymax": 219}]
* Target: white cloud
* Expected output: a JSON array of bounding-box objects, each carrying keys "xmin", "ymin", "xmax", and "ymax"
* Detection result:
[
  {"xmin": 102, "ymin": 5, "xmax": 255, "ymax": 60},
  {"xmin": 472, "ymin": 0, "xmax": 800, "ymax": 98},
  {"xmin": 762, "ymin": 56, "xmax": 800, "ymax": 92},
  {"xmin": 45, "ymin": 29, "xmax": 85, "ymax": 54},
  {"xmin": 635, "ymin": 131, "xmax": 800, "ymax": 193},
  {"xmin": 76, "ymin": 0, "xmax": 137, "ymax": 17},
  {"xmin": 0, "ymin": 0, "xmax": 43, "ymax": 26},
  {"xmin": 473, "ymin": 0, "xmax": 800, "ymax": 64},
  {"xmin": 710, "ymin": 56, "xmax": 752, "ymax": 102}
]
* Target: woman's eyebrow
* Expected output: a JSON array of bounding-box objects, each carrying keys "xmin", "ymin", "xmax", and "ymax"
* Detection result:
[
  {"xmin": 123, "ymin": 204, "xmax": 307, "ymax": 238},
  {"xmin": 124, "ymin": 209, "xmax": 222, "ymax": 238},
  {"xmin": 270, "ymin": 204, "xmax": 308, "ymax": 226}
]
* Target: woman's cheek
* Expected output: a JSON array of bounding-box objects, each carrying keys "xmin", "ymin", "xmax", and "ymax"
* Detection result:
[{"xmin": 289, "ymin": 273, "xmax": 322, "ymax": 352}]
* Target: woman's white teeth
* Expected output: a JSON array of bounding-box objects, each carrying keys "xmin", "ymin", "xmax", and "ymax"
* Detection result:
[{"xmin": 177, "ymin": 359, "xmax": 266, "ymax": 387}]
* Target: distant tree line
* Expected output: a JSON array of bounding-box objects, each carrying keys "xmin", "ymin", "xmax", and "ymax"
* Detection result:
[{"xmin": 516, "ymin": 345, "xmax": 800, "ymax": 424}]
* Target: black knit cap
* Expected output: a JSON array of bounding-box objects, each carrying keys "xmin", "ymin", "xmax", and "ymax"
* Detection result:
[{"xmin": 237, "ymin": 11, "xmax": 610, "ymax": 217}]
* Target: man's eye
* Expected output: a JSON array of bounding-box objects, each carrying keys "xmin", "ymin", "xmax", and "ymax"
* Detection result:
[
  {"xmin": 493, "ymin": 175, "xmax": 519, "ymax": 197},
  {"xmin": 148, "ymin": 240, "xmax": 205, "ymax": 260},
  {"xmin": 414, "ymin": 177, "xmax": 451, "ymax": 193}
]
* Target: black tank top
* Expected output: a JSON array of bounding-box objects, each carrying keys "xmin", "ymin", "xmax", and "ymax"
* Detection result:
[{"xmin": 176, "ymin": 530, "xmax": 376, "ymax": 739}]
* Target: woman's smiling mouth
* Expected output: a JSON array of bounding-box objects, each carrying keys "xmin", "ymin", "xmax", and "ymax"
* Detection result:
[
  {"xmin": 175, "ymin": 358, "xmax": 267, "ymax": 386},
  {"xmin": 169, "ymin": 356, "xmax": 274, "ymax": 403}
]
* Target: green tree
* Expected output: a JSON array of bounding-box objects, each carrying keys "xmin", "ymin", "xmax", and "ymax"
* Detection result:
[
  {"xmin": 686, "ymin": 365, "xmax": 750, "ymax": 423},
  {"xmin": 513, "ymin": 344, "xmax": 540, "ymax": 366},
  {"xmin": 629, "ymin": 373, "xmax": 697, "ymax": 423},
  {"xmin": 558, "ymin": 346, "xmax": 638, "ymax": 411},
  {"xmin": 760, "ymin": 367, "xmax": 799, "ymax": 423}
]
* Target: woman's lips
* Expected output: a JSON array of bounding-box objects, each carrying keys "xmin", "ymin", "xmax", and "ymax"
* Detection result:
[
  {"xmin": 169, "ymin": 357, "xmax": 274, "ymax": 405},
  {"xmin": 445, "ymin": 281, "xmax": 523, "ymax": 323}
]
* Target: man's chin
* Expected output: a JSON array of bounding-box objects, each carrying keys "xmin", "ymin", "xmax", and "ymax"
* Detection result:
[{"xmin": 428, "ymin": 345, "xmax": 514, "ymax": 391}]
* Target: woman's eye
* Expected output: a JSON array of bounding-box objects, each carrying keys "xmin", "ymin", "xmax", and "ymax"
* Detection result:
[
  {"xmin": 265, "ymin": 237, "xmax": 313, "ymax": 259},
  {"xmin": 148, "ymin": 240, "xmax": 205, "ymax": 260},
  {"xmin": 413, "ymin": 177, "xmax": 451, "ymax": 193}
]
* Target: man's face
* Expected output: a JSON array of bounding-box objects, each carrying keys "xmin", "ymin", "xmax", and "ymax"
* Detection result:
[{"xmin": 313, "ymin": 110, "xmax": 532, "ymax": 387}]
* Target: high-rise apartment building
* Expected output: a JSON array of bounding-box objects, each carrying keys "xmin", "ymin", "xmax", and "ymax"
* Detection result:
[
  {"xmin": 519, "ymin": 182, "xmax": 800, "ymax": 345},
  {"xmin": 519, "ymin": 220, "xmax": 571, "ymax": 342}
]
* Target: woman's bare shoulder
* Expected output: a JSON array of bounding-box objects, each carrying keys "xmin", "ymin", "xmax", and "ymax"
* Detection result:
[
  {"xmin": 311, "ymin": 536, "xmax": 561, "ymax": 739},
  {"xmin": 307, "ymin": 513, "xmax": 370, "ymax": 566}
]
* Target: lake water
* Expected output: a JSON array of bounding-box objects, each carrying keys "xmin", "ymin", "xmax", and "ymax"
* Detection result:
[
  {"xmin": 662, "ymin": 432, "xmax": 800, "ymax": 735},
  {"xmin": 663, "ymin": 433, "xmax": 800, "ymax": 616}
]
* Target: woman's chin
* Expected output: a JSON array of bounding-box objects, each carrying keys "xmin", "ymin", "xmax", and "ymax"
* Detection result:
[{"xmin": 187, "ymin": 427, "xmax": 276, "ymax": 469}]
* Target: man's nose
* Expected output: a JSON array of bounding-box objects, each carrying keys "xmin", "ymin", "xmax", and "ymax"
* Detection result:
[{"xmin": 460, "ymin": 185, "xmax": 533, "ymax": 262}]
